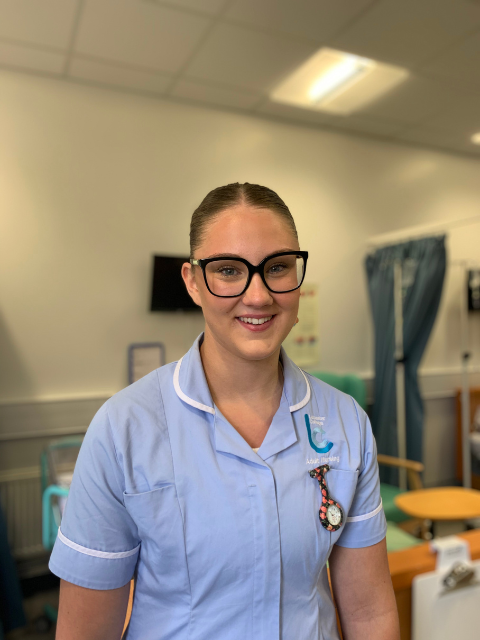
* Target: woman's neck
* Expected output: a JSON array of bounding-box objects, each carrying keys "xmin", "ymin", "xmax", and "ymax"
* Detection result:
[
  {"xmin": 199, "ymin": 329, "xmax": 283, "ymax": 447},
  {"xmin": 200, "ymin": 331, "xmax": 282, "ymax": 404}
]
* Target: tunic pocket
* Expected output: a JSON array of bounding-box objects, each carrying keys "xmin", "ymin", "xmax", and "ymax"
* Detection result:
[
  {"xmin": 123, "ymin": 485, "xmax": 190, "ymax": 599},
  {"xmin": 123, "ymin": 485, "xmax": 181, "ymax": 560}
]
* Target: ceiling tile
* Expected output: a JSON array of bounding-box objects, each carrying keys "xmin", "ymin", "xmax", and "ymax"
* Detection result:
[
  {"xmin": 453, "ymin": 146, "xmax": 480, "ymax": 158},
  {"xmin": 332, "ymin": 115, "xmax": 403, "ymax": 137},
  {"xmin": 184, "ymin": 22, "xmax": 317, "ymax": 92},
  {"xmin": 421, "ymin": 30, "xmax": 480, "ymax": 89},
  {"xmin": 154, "ymin": 0, "xmax": 228, "ymax": 16},
  {"xmin": 395, "ymin": 127, "xmax": 480, "ymax": 156},
  {"xmin": 170, "ymin": 78, "xmax": 260, "ymax": 109},
  {"xmin": 256, "ymin": 99, "xmax": 337, "ymax": 126},
  {"xmin": 332, "ymin": 0, "xmax": 480, "ymax": 68},
  {"xmin": 427, "ymin": 95, "xmax": 480, "ymax": 134},
  {"xmin": 69, "ymin": 56, "xmax": 172, "ymax": 94},
  {"xmin": 257, "ymin": 99, "xmax": 403, "ymax": 140},
  {"xmin": 460, "ymin": 142, "xmax": 480, "ymax": 156},
  {"xmin": 225, "ymin": 0, "xmax": 375, "ymax": 43},
  {"xmin": 0, "ymin": 40, "xmax": 65, "ymax": 74},
  {"xmin": 75, "ymin": 0, "xmax": 210, "ymax": 73},
  {"xmin": 393, "ymin": 124, "xmax": 478, "ymax": 154},
  {"xmin": 356, "ymin": 75, "xmax": 461, "ymax": 125},
  {"xmin": 0, "ymin": 0, "xmax": 78, "ymax": 50}
]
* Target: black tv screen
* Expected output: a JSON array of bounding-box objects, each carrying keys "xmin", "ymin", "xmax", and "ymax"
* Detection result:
[{"xmin": 150, "ymin": 255, "xmax": 200, "ymax": 312}]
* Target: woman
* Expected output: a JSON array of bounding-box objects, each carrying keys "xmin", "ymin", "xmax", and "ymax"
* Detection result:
[{"xmin": 51, "ymin": 183, "xmax": 400, "ymax": 640}]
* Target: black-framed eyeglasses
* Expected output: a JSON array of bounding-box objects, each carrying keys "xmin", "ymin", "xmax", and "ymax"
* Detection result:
[{"xmin": 190, "ymin": 251, "xmax": 308, "ymax": 298}]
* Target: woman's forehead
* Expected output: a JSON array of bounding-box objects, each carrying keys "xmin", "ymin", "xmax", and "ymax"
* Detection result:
[{"xmin": 197, "ymin": 206, "xmax": 299, "ymax": 259}]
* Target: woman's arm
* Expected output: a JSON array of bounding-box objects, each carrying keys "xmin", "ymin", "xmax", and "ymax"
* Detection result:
[
  {"xmin": 56, "ymin": 579, "xmax": 130, "ymax": 640},
  {"xmin": 329, "ymin": 538, "xmax": 400, "ymax": 640}
]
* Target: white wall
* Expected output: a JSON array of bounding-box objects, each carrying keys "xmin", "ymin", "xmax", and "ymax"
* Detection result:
[{"xmin": 1, "ymin": 69, "xmax": 480, "ymax": 408}]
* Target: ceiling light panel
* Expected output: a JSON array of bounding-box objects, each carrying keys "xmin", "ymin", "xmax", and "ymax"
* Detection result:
[{"xmin": 271, "ymin": 47, "xmax": 409, "ymax": 116}]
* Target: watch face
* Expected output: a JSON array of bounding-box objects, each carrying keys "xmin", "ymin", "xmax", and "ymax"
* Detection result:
[{"xmin": 327, "ymin": 504, "xmax": 342, "ymax": 527}]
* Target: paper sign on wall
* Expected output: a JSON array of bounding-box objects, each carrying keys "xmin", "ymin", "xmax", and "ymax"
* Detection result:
[
  {"xmin": 128, "ymin": 343, "xmax": 165, "ymax": 384},
  {"xmin": 283, "ymin": 283, "xmax": 319, "ymax": 368}
]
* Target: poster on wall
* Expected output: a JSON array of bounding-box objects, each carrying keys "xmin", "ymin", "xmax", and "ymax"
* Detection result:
[
  {"xmin": 128, "ymin": 343, "xmax": 165, "ymax": 384},
  {"xmin": 283, "ymin": 283, "xmax": 320, "ymax": 368}
]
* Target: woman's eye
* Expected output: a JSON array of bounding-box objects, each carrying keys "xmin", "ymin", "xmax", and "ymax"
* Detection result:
[
  {"xmin": 218, "ymin": 267, "xmax": 238, "ymax": 277},
  {"xmin": 268, "ymin": 263, "xmax": 288, "ymax": 275}
]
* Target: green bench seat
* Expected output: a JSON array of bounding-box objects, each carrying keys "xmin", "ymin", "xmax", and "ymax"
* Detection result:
[
  {"xmin": 380, "ymin": 483, "xmax": 410, "ymax": 524},
  {"xmin": 385, "ymin": 521, "xmax": 421, "ymax": 553}
]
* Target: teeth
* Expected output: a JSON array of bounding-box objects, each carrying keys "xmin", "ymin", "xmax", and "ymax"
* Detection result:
[{"xmin": 239, "ymin": 316, "xmax": 272, "ymax": 325}]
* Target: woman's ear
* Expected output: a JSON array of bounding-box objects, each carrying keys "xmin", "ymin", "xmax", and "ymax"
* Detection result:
[{"xmin": 181, "ymin": 262, "xmax": 202, "ymax": 308}]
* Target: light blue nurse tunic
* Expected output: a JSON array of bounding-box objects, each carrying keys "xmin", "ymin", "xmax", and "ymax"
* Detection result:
[{"xmin": 49, "ymin": 334, "xmax": 386, "ymax": 640}]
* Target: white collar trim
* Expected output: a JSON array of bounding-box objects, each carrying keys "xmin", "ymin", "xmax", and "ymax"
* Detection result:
[
  {"xmin": 173, "ymin": 353, "xmax": 310, "ymax": 415},
  {"xmin": 173, "ymin": 356, "xmax": 215, "ymax": 415},
  {"xmin": 288, "ymin": 367, "xmax": 311, "ymax": 412}
]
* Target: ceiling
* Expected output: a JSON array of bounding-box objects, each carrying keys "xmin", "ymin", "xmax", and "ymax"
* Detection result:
[{"xmin": 1, "ymin": 0, "xmax": 480, "ymax": 158}]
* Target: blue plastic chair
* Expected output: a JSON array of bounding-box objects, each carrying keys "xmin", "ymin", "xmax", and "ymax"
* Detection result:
[{"xmin": 41, "ymin": 437, "xmax": 83, "ymax": 624}]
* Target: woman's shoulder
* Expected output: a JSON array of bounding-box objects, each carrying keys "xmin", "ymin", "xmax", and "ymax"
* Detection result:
[
  {"xmin": 108, "ymin": 360, "xmax": 179, "ymax": 405},
  {"xmin": 92, "ymin": 362, "xmax": 179, "ymax": 438},
  {"xmin": 303, "ymin": 370, "xmax": 363, "ymax": 411}
]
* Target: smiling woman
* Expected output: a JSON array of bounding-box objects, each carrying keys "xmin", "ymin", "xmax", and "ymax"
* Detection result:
[{"xmin": 50, "ymin": 183, "xmax": 399, "ymax": 640}]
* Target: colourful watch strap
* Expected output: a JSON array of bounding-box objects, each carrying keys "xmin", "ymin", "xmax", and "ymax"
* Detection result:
[{"xmin": 309, "ymin": 464, "xmax": 344, "ymax": 532}]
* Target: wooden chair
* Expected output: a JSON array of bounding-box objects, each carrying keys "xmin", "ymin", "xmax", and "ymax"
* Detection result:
[
  {"xmin": 377, "ymin": 454, "xmax": 424, "ymax": 491},
  {"xmin": 122, "ymin": 581, "xmax": 135, "ymax": 637},
  {"xmin": 377, "ymin": 454, "xmax": 429, "ymax": 539}
]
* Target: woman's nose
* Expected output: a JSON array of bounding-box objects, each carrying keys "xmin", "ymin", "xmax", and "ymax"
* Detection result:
[{"xmin": 241, "ymin": 273, "xmax": 273, "ymax": 306}]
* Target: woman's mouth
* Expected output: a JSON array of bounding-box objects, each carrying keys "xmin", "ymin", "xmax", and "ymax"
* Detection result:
[{"xmin": 236, "ymin": 315, "xmax": 275, "ymax": 331}]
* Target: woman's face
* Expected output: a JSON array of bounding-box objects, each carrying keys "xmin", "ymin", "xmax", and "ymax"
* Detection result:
[{"xmin": 182, "ymin": 204, "xmax": 302, "ymax": 362}]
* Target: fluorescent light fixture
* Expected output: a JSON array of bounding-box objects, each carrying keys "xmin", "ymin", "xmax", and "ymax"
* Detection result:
[
  {"xmin": 308, "ymin": 54, "xmax": 371, "ymax": 102},
  {"xmin": 471, "ymin": 132, "xmax": 480, "ymax": 145},
  {"xmin": 271, "ymin": 47, "xmax": 409, "ymax": 116}
]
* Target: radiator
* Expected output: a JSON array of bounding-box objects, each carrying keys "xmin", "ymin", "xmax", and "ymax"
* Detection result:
[{"xmin": 0, "ymin": 467, "xmax": 44, "ymax": 559}]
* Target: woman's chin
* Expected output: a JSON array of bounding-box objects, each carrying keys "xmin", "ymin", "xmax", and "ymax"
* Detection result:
[
  {"xmin": 205, "ymin": 316, "xmax": 293, "ymax": 361},
  {"xmin": 230, "ymin": 332, "xmax": 285, "ymax": 362}
]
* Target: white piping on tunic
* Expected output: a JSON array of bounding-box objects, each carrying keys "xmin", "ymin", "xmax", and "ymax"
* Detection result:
[
  {"xmin": 58, "ymin": 528, "xmax": 140, "ymax": 559},
  {"xmin": 289, "ymin": 368, "xmax": 311, "ymax": 412},
  {"xmin": 173, "ymin": 357, "xmax": 216, "ymax": 415},
  {"xmin": 346, "ymin": 500, "xmax": 383, "ymax": 523},
  {"xmin": 173, "ymin": 355, "xmax": 310, "ymax": 415}
]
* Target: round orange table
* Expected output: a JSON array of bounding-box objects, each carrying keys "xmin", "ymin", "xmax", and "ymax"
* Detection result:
[{"xmin": 395, "ymin": 487, "xmax": 480, "ymax": 521}]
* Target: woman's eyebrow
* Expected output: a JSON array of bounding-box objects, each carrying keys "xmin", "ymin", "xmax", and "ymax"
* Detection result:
[
  {"xmin": 204, "ymin": 248, "xmax": 298, "ymax": 260},
  {"xmin": 204, "ymin": 253, "xmax": 244, "ymax": 259},
  {"xmin": 268, "ymin": 247, "xmax": 298, "ymax": 255}
]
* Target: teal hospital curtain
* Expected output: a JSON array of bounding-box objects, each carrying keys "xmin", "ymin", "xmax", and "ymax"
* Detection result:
[{"xmin": 365, "ymin": 236, "xmax": 446, "ymax": 484}]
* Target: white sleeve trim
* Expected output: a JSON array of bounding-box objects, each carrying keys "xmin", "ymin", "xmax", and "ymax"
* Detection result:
[
  {"xmin": 58, "ymin": 528, "xmax": 140, "ymax": 559},
  {"xmin": 346, "ymin": 500, "xmax": 383, "ymax": 523}
]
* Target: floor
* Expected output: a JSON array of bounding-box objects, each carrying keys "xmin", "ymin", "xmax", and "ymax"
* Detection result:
[{"xmin": 6, "ymin": 589, "xmax": 58, "ymax": 640}]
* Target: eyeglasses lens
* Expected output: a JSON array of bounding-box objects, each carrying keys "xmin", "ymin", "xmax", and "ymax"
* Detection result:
[
  {"xmin": 204, "ymin": 255, "xmax": 305, "ymax": 297},
  {"xmin": 264, "ymin": 254, "xmax": 304, "ymax": 292}
]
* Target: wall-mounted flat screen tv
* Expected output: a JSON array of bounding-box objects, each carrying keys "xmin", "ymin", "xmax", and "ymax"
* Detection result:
[{"xmin": 150, "ymin": 255, "xmax": 200, "ymax": 312}]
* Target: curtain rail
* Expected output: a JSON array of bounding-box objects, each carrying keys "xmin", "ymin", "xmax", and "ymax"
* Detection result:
[{"xmin": 366, "ymin": 214, "xmax": 480, "ymax": 249}]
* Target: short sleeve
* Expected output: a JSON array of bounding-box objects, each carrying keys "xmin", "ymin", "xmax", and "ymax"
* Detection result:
[
  {"xmin": 48, "ymin": 403, "xmax": 140, "ymax": 589},
  {"xmin": 335, "ymin": 400, "xmax": 387, "ymax": 548}
]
